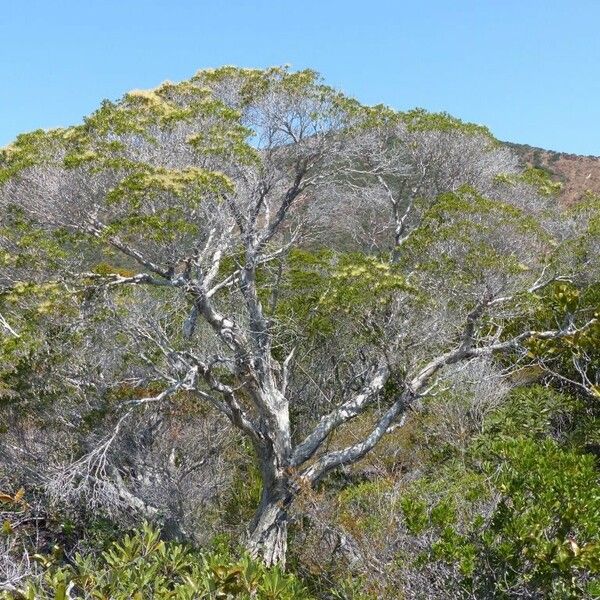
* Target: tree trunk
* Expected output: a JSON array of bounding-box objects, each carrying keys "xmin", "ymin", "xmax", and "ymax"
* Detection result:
[
  {"xmin": 246, "ymin": 479, "xmax": 291, "ymax": 567},
  {"xmin": 244, "ymin": 384, "xmax": 294, "ymax": 567}
]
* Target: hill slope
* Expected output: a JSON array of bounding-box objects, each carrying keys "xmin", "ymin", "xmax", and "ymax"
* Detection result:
[{"xmin": 507, "ymin": 142, "xmax": 600, "ymax": 204}]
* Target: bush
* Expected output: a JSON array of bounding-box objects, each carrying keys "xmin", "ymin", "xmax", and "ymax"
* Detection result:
[
  {"xmin": 395, "ymin": 386, "xmax": 600, "ymax": 599},
  {"xmin": 2, "ymin": 523, "xmax": 311, "ymax": 599},
  {"xmin": 475, "ymin": 437, "xmax": 600, "ymax": 599}
]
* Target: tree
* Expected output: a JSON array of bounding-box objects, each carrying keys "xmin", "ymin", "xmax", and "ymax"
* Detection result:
[{"xmin": 0, "ymin": 67, "xmax": 596, "ymax": 566}]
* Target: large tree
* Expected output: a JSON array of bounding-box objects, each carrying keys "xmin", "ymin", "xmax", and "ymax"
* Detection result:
[{"xmin": 0, "ymin": 67, "xmax": 596, "ymax": 566}]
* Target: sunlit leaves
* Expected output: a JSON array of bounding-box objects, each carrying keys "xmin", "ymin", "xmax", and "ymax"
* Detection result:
[
  {"xmin": 403, "ymin": 187, "xmax": 548, "ymax": 293},
  {"xmin": 495, "ymin": 166, "xmax": 563, "ymax": 197},
  {"xmin": 400, "ymin": 108, "xmax": 495, "ymax": 140},
  {"xmin": 275, "ymin": 249, "xmax": 414, "ymax": 339},
  {"xmin": 14, "ymin": 523, "xmax": 311, "ymax": 599},
  {"xmin": 105, "ymin": 166, "xmax": 233, "ymax": 209}
]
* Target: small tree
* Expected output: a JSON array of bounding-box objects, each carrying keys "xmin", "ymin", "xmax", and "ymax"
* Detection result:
[{"xmin": 0, "ymin": 67, "xmax": 596, "ymax": 565}]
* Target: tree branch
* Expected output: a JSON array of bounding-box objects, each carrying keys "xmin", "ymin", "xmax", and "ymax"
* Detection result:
[
  {"xmin": 291, "ymin": 360, "xmax": 390, "ymax": 467},
  {"xmin": 86, "ymin": 221, "xmax": 172, "ymax": 279}
]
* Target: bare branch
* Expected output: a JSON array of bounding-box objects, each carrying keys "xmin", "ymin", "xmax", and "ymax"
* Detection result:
[{"xmin": 292, "ymin": 360, "xmax": 390, "ymax": 467}]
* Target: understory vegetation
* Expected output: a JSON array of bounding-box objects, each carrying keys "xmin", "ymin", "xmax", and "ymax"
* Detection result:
[{"xmin": 0, "ymin": 67, "xmax": 598, "ymax": 598}]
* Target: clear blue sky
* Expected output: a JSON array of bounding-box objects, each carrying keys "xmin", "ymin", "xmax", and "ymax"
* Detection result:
[{"xmin": 1, "ymin": 1, "xmax": 599, "ymax": 154}]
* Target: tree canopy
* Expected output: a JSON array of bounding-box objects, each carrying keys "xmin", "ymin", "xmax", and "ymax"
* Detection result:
[{"xmin": 1, "ymin": 67, "xmax": 599, "ymax": 598}]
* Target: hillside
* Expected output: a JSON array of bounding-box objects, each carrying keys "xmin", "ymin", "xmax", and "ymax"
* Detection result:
[{"xmin": 507, "ymin": 142, "xmax": 600, "ymax": 204}]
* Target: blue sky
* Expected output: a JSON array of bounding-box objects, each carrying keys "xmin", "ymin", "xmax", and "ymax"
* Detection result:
[{"xmin": 1, "ymin": 1, "xmax": 599, "ymax": 154}]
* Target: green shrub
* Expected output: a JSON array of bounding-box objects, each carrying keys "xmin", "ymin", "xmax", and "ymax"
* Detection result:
[
  {"xmin": 392, "ymin": 384, "xmax": 600, "ymax": 599},
  {"xmin": 337, "ymin": 479, "xmax": 393, "ymax": 536},
  {"xmin": 482, "ymin": 385, "xmax": 581, "ymax": 440},
  {"xmin": 4, "ymin": 523, "xmax": 311, "ymax": 600},
  {"xmin": 477, "ymin": 437, "xmax": 600, "ymax": 598}
]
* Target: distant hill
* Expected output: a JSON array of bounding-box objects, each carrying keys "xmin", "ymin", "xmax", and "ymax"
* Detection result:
[{"xmin": 507, "ymin": 142, "xmax": 600, "ymax": 204}]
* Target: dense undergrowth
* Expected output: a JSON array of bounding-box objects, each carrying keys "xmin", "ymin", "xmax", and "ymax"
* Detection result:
[{"xmin": 2, "ymin": 381, "xmax": 598, "ymax": 599}]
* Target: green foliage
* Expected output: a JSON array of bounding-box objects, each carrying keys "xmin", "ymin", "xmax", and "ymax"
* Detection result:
[
  {"xmin": 191, "ymin": 66, "xmax": 364, "ymax": 123},
  {"xmin": 0, "ymin": 278, "xmax": 78, "ymax": 405},
  {"xmin": 399, "ymin": 108, "xmax": 495, "ymax": 140},
  {"xmin": 521, "ymin": 166, "xmax": 563, "ymax": 196},
  {"xmin": 105, "ymin": 167, "xmax": 233, "ymax": 209},
  {"xmin": 328, "ymin": 577, "xmax": 379, "ymax": 600},
  {"xmin": 103, "ymin": 209, "xmax": 201, "ymax": 243},
  {"xmin": 395, "ymin": 385, "xmax": 600, "ymax": 599},
  {"xmin": 91, "ymin": 262, "xmax": 137, "ymax": 277},
  {"xmin": 275, "ymin": 249, "xmax": 414, "ymax": 341},
  {"xmin": 399, "ymin": 495, "xmax": 430, "ymax": 536},
  {"xmin": 5, "ymin": 523, "xmax": 311, "ymax": 600},
  {"xmin": 404, "ymin": 187, "xmax": 546, "ymax": 290},
  {"xmin": 192, "ymin": 66, "xmax": 324, "ymax": 105},
  {"xmin": 0, "ymin": 130, "xmax": 58, "ymax": 183},
  {"xmin": 483, "ymin": 385, "xmax": 581, "ymax": 440},
  {"xmin": 495, "ymin": 166, "xmax": 563, "ymax": 196},
  {"xmin": 430, "ymin": 528, "xmax": 477, "ymax": 577},
  {"xmin": 83, "ymin": 80, "xmax": 242, "ymax": 140},
  {"xmin": 0, "ymin": 206, "xmax": 70, "ymax": 271},
  {"xmin": 337, "ymin": 479, "xmax": 393, "ymax": 536},
  {"xmin": 511, "ymin": 280, "xmax": 600, "ymax": 399},
  {"xmin": 485, "ymin": 438, "xmax": 600, "ymax": 579},
  {"xmin": 223, "ymin": 447, "xmax": 263, "ymax": 527}
]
